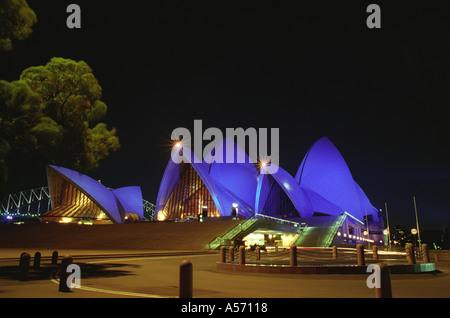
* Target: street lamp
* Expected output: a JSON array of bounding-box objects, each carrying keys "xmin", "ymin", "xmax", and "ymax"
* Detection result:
[
  {"xmin": 385, "ymin": 202, "xmax": 392, "ymax": 250},
  {"xmin": 411, "ymin": 228, "xmax": 418, "ymax": 249},
  {"xmin": 413, "ymin": 196, "xmax": 422, "ymax": 247},
  {"xmin": 232, "ymin": 203, "xmax": 238, "ymax": 219}
]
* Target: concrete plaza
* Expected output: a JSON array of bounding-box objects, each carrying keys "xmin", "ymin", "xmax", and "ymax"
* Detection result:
[{"xmin": 0, "ymin": 248, "xmax": 449, "ymax": 299}]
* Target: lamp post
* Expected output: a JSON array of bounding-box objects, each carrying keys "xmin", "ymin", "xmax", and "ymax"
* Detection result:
[
  {"xmin": 232, "ymin": 203, "xmax": 238, "ymax": 220},
  {"xmin": 365, "ymin": 209, "xmax": 370, "ymax": 249},
  {"xmin": 411, "ymin": 228, "xmax": 418, "ymax": 250},
  {"xmin": 413, "ymin": 196, "xmax": 422, "ymax": 247},
  {"xmin": 384, "ymin": 202, "xmax": 392, "ymax": 251}
]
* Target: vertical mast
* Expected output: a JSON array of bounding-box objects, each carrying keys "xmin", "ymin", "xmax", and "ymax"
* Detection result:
[
  {"xmin": 385, "ymin": 202, "xmax": 392, "ymax": 250},
  {"xmin": 413, "ymin": 196, "xmax": 421, "ymax": 245}
]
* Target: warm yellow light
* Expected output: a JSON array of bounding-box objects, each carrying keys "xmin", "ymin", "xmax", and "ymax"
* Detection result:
[
  {"xmin": 97, "ymin": 212, "xmax": 106, "ymax": 220},
  {"xmin": 59, "ymin": 218, "xmax": 72, "ymax": 223},
  {"xmin": 261, "ymin": 161, "xmax": 267, "ymax": 167},
  {"xmin": 174, "ymin": 141, "xmax": 182, "ymax": 149},
  {"xmin": 157, "ymin": 210, "xmax": 167, "ymax": 221}
]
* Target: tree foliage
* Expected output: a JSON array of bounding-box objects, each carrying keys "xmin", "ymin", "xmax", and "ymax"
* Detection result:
[
  {"xmin": 0, "ymin": 58, "xmax": 120, "ymax": 188},
  {"xmin": 0, "ymin": 0, "xmax": 37, "ymax": 52}
]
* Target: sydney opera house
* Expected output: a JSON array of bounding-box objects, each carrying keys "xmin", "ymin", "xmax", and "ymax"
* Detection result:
[
  {"xmin": 156, "ymin": 137, "xmax": 386, "ymax": 246},
  {"xmin": 39, "ymin": 137, "xmax": 386, "ymax": 247},
  {"xmin": 40, "ymin": 165, "xmax": 144, "ymax": 224}
]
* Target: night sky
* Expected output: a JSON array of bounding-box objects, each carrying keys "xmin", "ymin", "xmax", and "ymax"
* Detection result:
[{"xmin": 1, "ymin": 1, "xmax": 450, "ymax": 230}]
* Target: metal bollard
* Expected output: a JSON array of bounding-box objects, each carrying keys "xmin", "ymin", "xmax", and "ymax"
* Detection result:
[
  {"xmin": 406, "ymin": 244, "xmax": 415, "ymax": 265},
  {"xmin": 51, "ymin": 251, "xmax": 58, "ymax": 265},
  {"xmin": 373, "ymin": 245, "xmax": 378, "ymax": 260},
  {"xmin": 220, "ymin": 246, "xmax": 226, "ymax": 263},
  {"xmin": 375, "ymin": 263, "xmax": 393, "ymax": 298},
  {"xmin": 239, "ymin": 246, "xmax": 246, "ymax": 265},
  {"xmin": 228, "ymin": 246, "xmax": 235, "ymax": 263},
  {"xmin": 179, "ymin": 260, "xmax": 193, "ymax": 298},
  {"xmin": 33, "ymin": 252, "xmax": 41, "ymax": 268},
  {"xmin": 19, "ymin": 253, "xmax": 31, "ymax": 281},
  {"xmin": 357, "ymin": 244, "xmax": 365, "ymax": 266},
  {"xmin": 59, "ymin": 256, "xmax": 73, "ymax": 292},
  {"xmin": 290, "ymin": 245, "xmax": 297, "ymax": 267},
  {"xmin": 256, "ymin": 246, "xmax": 260, "ymax": 260},
  {"xmin": 332, "ymin": 246, "xmax": 338, "ymax": 260},
  {"xmin": 421, "ymin": 244, "xmax": 430, "ymax": 264}
]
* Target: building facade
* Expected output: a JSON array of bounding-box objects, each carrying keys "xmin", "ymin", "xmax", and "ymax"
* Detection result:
[
  {"xmin": 40, "ymin": 165, "xmax": 144, "ymax": 224},
  {"xmin": 156, "ymin": 137, "xmax": 386, "ymax": 246}
]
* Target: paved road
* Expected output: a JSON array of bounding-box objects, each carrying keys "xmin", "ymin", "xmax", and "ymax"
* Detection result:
[{"xmin": 1, "ymin": 248, "xmax": 449, "ymax": 299}]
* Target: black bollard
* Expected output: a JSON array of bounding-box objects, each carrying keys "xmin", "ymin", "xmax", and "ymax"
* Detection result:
[
  {"xmin": 220, "ymin": 246, "xmax": 227, "ymax": 263},
  {"xmin": 290, "ymin": 245, "xmax": 297, "ymax": 267},
  {"xmin": 357, "ymin": 244, "xmax": 365, "ymax": 266},
  {"xmin": 375, "ymin": 263, "xmax": 393, "ymax": 298},
  {"xmin": 33, "ymin": 252, "xmax": 41, "ymax": 268},
  {"xmin": 59, "ymin": 256, "xmax": 73, "ymax": 292},
  {"xmin": 179, "ymin": 260, "xmax": 193, "ymax": 298},
  {"xmin": 228, "ymin": 246, "xmax": 235, "ymax": 263},
  {"xmin": 51, "ymin": 251, "xmax": 58, "ymax": 265},
  {"xmin": 19, "ymin": 253, "xmax": 31, "ymax": 281},
  {"xmin": 239, "ymin": 246, "xmax": 246, "ymax": 265},
  {"xmin": 19, "ymin": 252, "xmax": 27, "ymax": 267}
]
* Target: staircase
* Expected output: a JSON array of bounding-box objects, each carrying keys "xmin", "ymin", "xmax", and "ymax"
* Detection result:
[
  {"xmin": 209, "ymin": 215, "xmax": 307, "ymax": 249},
  {"xmin": 209, "ymin": 219, "xmax": 259, "ymax": 249}
]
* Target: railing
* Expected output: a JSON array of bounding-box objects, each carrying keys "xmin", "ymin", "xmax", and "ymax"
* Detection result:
[
  {"xmin": 209, "ymin": 214, "xmax": 309, "ymax": 249},
  {"xmin": 209, "ymin": 218, "xmax": 259, "ymax": 249},
  {"xmin": 252, "ymin": 213, "xmax": 305, "ymax": 228},
  {"xmin": 175, "ymin": 216, "xmax": 198, "ymax": 222},
  {"xmin": 322, "ymin": 213, "xmax": 347, "ymax": 247}
]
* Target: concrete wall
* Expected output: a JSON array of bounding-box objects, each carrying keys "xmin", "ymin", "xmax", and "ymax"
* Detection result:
[{"xmin": 0, "ymin": 221, "xmax": 241, "ymax": 250}]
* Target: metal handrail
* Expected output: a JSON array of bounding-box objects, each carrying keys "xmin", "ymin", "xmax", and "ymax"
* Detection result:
[{"xmin": 252, "ymin": 213, "xmax": 305, "ymax": 228}]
